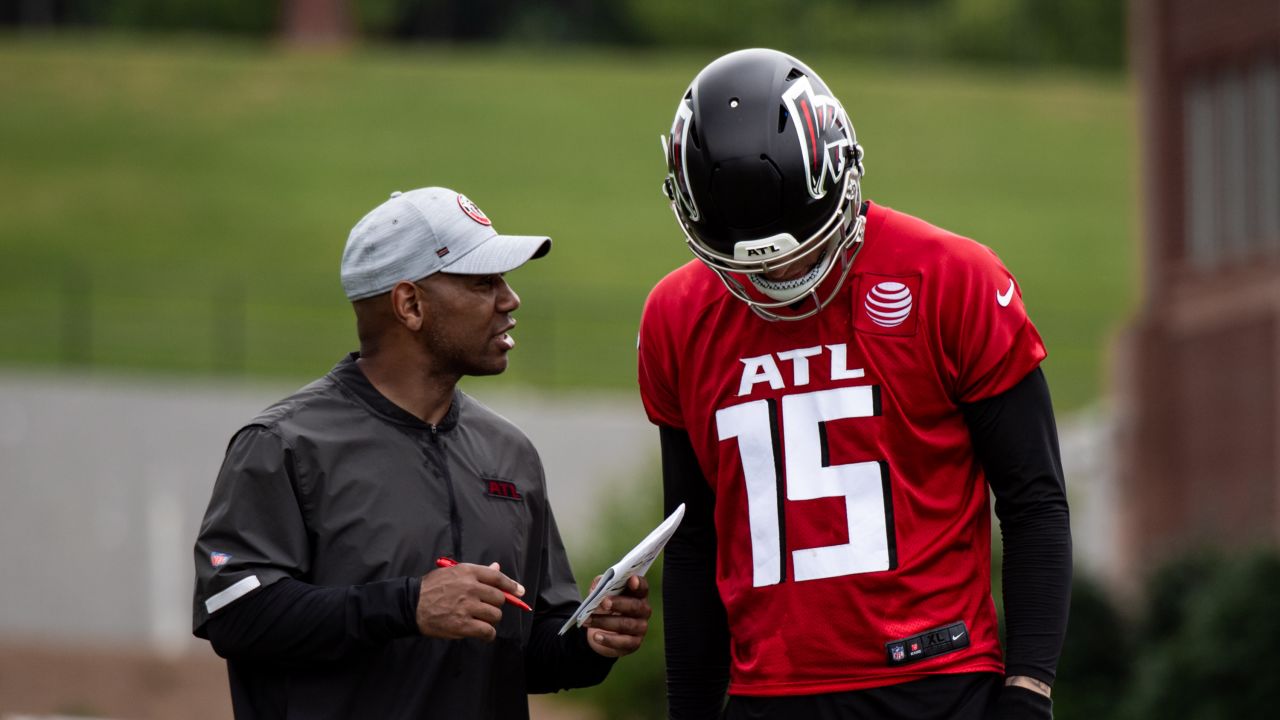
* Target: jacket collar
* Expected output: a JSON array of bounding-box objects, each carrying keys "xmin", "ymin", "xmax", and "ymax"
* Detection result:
[{"xmin": 330, "ymin": 352, "xmax": 461, "ymax": 432}]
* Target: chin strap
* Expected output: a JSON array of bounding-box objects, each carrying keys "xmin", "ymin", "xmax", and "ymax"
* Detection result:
[{"xmin": 744, "ymin": 201, "xmax": 868, "ymax": 322}]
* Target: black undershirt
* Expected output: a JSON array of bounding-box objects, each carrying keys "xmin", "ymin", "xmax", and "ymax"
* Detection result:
[
  {"xmin": 661, "ymin": 367, "xmax": 1071, "ymax": 718},
  {"xmin": 963, "ymin": 367, "xmax": 1073, "ymax": 686}
]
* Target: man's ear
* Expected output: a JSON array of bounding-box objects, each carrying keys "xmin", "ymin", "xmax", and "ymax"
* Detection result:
[{"xmin": 390, "ymin": 280, "xmax": 426, "ymax": 332}]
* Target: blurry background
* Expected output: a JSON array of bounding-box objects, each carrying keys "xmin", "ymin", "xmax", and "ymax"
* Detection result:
[{"xmin": 0, "ymin": 0, "xmax": 1276, "ymax": 718}]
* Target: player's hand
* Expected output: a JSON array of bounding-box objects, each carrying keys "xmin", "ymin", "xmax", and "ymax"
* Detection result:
[
  {"xmin": 417, "ymin": 561, "xmax": 524, "ymax": 642},
  {"xmin": 582, "ymin": 574, "xmax": 651, "ymax": 658},
  {"xmin": 987, "ymin": 683, "xmax": 1053, "ymax": 720}
]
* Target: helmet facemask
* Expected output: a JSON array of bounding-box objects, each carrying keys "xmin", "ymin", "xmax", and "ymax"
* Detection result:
[{"xmin": 665, "ymin": 162, "xmax": 866, "ymax": 321}]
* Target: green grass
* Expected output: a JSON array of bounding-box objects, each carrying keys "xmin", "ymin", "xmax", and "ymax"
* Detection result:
[{"xmin": 0, "ymin": 35, "xmax": 1134, "ymax": 409}]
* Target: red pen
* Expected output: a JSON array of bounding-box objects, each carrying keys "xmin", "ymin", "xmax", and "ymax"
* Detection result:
[{"xmin": 435, "ymin": 557, "xmax": 532, "ymax": 611}]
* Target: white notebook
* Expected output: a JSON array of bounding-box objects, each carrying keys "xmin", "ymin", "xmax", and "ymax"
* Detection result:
[{"xmin": 559, "ymin": 503, "xmax": 686, "ymax": 635}]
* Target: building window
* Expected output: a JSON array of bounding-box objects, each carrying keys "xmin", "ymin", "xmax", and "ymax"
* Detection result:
[
  {"xmin": 1254, "ymin": 58, "xmax": 1279, "ymax": 256},
  {"xmin": 1185, "ymin": 74, "xmax": 1217, "ymax": 269},
  {"xmin": 1183, "ymin": 56, "xmax": 1280, "ymax": 270}
]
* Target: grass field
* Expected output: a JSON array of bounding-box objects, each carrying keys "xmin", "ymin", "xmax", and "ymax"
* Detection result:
[{"xmin": 0, "ymin": 35, "xmax": 1134, "ymax": 409}]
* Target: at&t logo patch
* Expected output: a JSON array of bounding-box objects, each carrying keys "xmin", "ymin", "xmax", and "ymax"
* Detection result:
[
  {"xmin": 865, "ymin": 282, "xmax": 913, "ymax": 327},
  {"xmin": 855, "ymin": 274, "xmax": 921, "ymax": 336}
]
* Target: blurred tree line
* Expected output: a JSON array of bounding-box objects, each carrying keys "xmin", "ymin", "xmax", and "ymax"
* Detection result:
[{"xmin": 3, "ymin": 0, "xmax": 1124, "ymax": 69}]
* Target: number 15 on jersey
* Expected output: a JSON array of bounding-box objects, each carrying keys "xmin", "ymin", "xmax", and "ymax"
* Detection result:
[{"xmin": 716, "ymin": 385, "xmax": 896, "ymax": 588}]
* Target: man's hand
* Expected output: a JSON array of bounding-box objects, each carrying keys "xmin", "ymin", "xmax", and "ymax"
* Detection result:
[
  {"xmin": 582, "ymin": 575, "xmax": 651, "ymax": 658},
  {"xmin": 417, "ymin": 562, "xmax": 525, "ymax": 641}
]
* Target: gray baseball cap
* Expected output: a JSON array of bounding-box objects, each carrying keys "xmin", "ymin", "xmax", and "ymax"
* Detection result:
[{"xmin": 340, "ymin": 187, "xmax": 552, "ymax": 301}]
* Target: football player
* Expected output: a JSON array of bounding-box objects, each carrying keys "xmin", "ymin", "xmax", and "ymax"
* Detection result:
[{"xmin": 638, "ymin": 49, "xmax": 1072, "ymax": 719}]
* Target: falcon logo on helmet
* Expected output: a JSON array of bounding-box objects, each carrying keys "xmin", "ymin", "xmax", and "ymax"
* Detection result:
[
  {"xmin": 667, "ymin": 100, "xmax": 701, "ymax": 222},
  {"xmin": 782, "ymin": 77, "xmax": 854, "ymax": 200}
]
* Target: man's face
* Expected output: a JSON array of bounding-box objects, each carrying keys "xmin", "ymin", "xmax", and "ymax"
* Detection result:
[{"xmin": 415, "ymin": 272, "xmax": 520, "ymax": 377}]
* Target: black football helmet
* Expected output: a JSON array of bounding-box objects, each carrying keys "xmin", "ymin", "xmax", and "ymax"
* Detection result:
[{"xmin": 661, "ymin": 48, "xmax": 866, "ymax": 321}]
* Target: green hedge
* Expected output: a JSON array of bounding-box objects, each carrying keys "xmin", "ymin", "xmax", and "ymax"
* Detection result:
[
  {"xmin": 1122, "ymin": 550, "xmax": 1280, "ymax": 719},
  {"xmin": 1018, "ymin": 550, "xmax": 1280, "ymax": 720},
  {"xmin": 57, "ymin": 0, "xmax": 278, "ymax": 34}
]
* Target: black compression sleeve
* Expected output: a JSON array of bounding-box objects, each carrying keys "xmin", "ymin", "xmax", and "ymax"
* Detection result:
[
  {"xmin": 525, "ymin": 619, "xmax": 617, "ymax": 693},
  {"xmin": 199, "ymin": 576, "xmax": 420, "ymax": 664},
  {"xmin": 961, "ymin": 367, "xmax": 1072, "ymax": 686},
  {"xmin": 660, "ymin": 425, "xmax": 730, "ymax": 719}
]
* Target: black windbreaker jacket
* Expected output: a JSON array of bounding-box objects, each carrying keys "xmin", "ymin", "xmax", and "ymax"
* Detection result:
[{"xmin": 193, "ymin": 354, "xmax": 612, "ymax": 719}]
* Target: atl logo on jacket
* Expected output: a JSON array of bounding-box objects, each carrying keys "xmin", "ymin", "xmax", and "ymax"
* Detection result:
[{"xmin": 485, "ymin": 478, "xmax": 523, "ymax": 501}]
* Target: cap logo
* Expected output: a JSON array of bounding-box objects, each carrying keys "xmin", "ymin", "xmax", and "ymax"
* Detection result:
[{"xmin": 457, "ymin": 194, "xmax": 491, "ymax": 226}]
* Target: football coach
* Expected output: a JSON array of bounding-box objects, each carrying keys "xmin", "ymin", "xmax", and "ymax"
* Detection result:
[{"xmin": 192, "ymin": 187, "xmax": 650, "ymax": 719}]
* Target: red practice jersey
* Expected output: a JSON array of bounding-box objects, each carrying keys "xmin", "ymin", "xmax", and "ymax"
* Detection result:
[{"xmin": 638, "ymin": 202, "xmax": 1047, "ymax": 696}]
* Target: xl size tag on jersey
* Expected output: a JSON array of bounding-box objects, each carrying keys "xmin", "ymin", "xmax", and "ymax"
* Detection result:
[{"xmin": 885, "ymin": 621, "xmax": 970, "ymax": 666}]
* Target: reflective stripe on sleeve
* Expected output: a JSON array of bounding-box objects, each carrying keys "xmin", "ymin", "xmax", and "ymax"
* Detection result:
[{"xmin": 205, "ymin": 574, "xmax": 262, "ymax": 614}]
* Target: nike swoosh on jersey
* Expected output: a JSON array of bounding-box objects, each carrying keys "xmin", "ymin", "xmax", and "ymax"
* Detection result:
[
  {"xmin": 996, "ymin": 279, "xmax": 1015, "ymax": 307},
  {"xmin": 951, "ymin": 630, "xmax": 966, "ymax": 641}
]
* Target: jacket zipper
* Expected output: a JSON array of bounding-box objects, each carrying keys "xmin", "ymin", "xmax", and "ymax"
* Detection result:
[{"xmin": 429, "ymin": 423, "xmax": 463, "ymax": 559}]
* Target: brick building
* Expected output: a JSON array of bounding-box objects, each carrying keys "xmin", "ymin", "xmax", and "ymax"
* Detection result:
[{"xmin": 1117, "ymin": 0, "xmax": 1280, "ymax": 589}]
